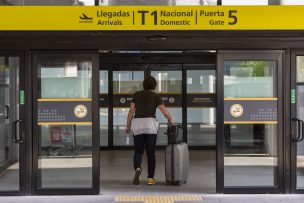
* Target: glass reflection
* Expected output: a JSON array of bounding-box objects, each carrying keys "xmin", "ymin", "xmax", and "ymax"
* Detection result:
[
  {"xmin": 40, "ymin": 61, "xmax": 92, "ymax": 98},
  {"xmin": 100, "ymin": 70, "xmax": 108, "ymax": 147},
  {"xmin": 297, "ymin": 56, "xmax": 304, "ymax": 83},
  {"xmin": 113, "ymin": 71, "xmax": 144, "ymax": 94},
  {"xmin": 100, "ymin": 108, "xmax": 108, "ymax": 147},
  {"xmin": 38, "ymin": 125, "xmax": 92, "ymax": 188},
  {"xmin": 151, "ymin": 71, "xmax": 182, "ymax": 94},
  {"xmin": 187, "ymin": 70, "xmax": 215, "ymax": 93},
  {"xmin": 224, "ymin": 61, "xmax": 276, "ymax": 98},
  {"xmin": 187, "ymin": 108, "xmax": 216, "ymax": 146},
  {"xmin": 100, "ymin": 70, "xmax": 109, "ymax": 94}
]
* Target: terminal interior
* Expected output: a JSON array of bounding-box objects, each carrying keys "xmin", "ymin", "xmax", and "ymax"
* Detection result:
[
  {"xmin": 2, "ymin": 50, "xmax": 303, "ymax": 194},
  {"xmin": 98, "ymin": 53, "xmax": 217, "ymax": 194}
]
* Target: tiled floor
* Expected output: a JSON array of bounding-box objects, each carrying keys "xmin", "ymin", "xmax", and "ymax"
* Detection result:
[
  {"xmin": 100, "ymin": 150, "xmax": 216, "ymax": 195},
  {"xmin": 1, "ymin": 150, "xmax": 304, "ymax": 202}
]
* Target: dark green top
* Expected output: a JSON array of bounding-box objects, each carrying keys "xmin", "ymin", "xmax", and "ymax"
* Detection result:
[{"xmin": 132, "ymin": 90, "xmax": 163, "ymax": 118}]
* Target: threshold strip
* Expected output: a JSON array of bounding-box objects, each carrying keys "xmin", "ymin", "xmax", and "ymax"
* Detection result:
[{"xmin": 115, "ymin": 195, "xmax": 203, "ymax": 203}]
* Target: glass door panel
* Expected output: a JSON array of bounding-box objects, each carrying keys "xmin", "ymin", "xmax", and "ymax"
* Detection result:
[
  {"xmin": 150, "ymin": 68, "xmax": 182, "ymax": 145},
  {"xmin": 223, "ymin": 60, "xmax": 278, "ymax": 187},
  {"xmin": 113, "ymin": 70, "xmax": 144, "ymax": 146},
  {"xmin": 34, "ymin": 53, "xmax": 99, "ymax": 194},
  {"xmin": 218, "ymin": 52, "xmax": 283, "ymax": 193},
  {"xmin": 294, "ymin": 55, "xmax": 304, "ymax": 191},
  {"xmin": 0, "ymin": 56, "xmax": 24, "ymax": 193},
  {"xmin": 296, "ymin": 85, "xmax": 304, "ymax": 189},
  {"xmin": 99, "ymin": 70, "xmax": 109, "ymax": 147},
  {"xmin": 186, "ymin": 67, "xmax": 216, "ymax": 146}
]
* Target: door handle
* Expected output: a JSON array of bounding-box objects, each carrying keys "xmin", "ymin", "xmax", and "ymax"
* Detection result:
[
  {"xmin": 292, "ymin": 118, "xmax": 304, "ymax": 142},
  {"xmin": 4, "ymin": 105, "xmax": 9, "ymax": 119},
  {"xmin": 12, "ymin": 119, "xmax": 24, "ymax": 144},
  {"xmin": 300, "ymin": 119, "xmax": 304, "ymax": 142}
]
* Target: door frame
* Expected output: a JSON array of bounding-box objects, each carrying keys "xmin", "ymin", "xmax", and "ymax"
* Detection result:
[
  {"xmin": 290, "ymin": 50, "xmax": 304, "ymax": 194},
  {"xmin": 217, "ymin": 50, "xmax": 284, "ymax": 194},
  {"xmin": 31, "ymin": 51, "xmax": 100, "ymax": 195},
  {"xmin": 0, "ymin": 51, "xmax": 28, "ymax": 196}
]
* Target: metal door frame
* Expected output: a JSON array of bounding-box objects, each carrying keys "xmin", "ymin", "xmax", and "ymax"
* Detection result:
[
  {"xmin": 0, "ymin": 51, "xmax": 28, "ymax": 196},
  {"xmin": 217, "ymin": 50, "xmax": 284, "ymax": 194}
]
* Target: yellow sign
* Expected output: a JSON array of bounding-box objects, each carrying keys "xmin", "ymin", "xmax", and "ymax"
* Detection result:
[{"xmin": 0, "ymin": 6, "xmax": 303, "ymax": 30}]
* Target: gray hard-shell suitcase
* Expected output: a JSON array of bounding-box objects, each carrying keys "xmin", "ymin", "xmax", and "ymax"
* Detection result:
[{"xmin": 165, "ymin": 142, "xmax": 189, "ymax": 185}]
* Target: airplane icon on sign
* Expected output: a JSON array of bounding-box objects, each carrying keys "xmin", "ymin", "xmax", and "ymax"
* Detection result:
[{"xmin": 80, "ymin": 13, "xmax": 93, "ymax": 20}]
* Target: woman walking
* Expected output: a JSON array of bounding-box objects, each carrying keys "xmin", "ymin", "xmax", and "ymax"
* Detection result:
[{"xmin": 125, "ymin": 76, "xmax": 174, "ymax": 185}]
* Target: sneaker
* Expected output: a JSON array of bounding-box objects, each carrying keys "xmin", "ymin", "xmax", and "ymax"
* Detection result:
[
  {"xmin": 133, "ymin": 168, "xmax": 141, "ymax": 185},
  {"xmin": 147, "ymin": 178, "xmax": 157, "ymax": 185}
]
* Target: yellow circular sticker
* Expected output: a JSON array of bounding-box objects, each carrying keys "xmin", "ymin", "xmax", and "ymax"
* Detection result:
[
  {"xmin": 74, "ymin": 104, "xmax": 88, "ymax": 118},
  {"xmin": 230, "ymin": 104, "xmax": 244, "ymax": 118}
]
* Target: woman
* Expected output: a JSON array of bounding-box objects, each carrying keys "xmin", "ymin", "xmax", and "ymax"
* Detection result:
[{"xmin": 125, "ymin": 76, "xmax": 174, "ymax": 185}]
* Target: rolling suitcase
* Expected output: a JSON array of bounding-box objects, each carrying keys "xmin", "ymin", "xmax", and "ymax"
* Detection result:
[{"xmin": 165, "ymin": 142, "xmax": 189, "ymax": 185}]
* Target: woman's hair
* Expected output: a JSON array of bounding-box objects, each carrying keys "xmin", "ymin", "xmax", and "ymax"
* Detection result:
[{"xmin": 143, "ymin": 76, "xmax": 157, "ymax": 90}]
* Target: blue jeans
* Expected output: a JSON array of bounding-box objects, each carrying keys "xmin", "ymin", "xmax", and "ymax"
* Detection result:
[{"xmin": 133, "ymin": 134, "xmax": 157, "ymax": 178}]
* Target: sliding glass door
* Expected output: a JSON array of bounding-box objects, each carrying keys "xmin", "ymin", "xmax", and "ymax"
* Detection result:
[
  {"xmin": 217, "ymin": 51, "xmax": 284, "ymax": 193},
  {"xmin": 291, "ymin": 51, "xmax": 304, "ymax": 193},
  {"xmin": 0, "ymin": 54, "xmax": 26, "ymax": 195},
  {"xmin": 33, "ymin": 52, "xmax": 99, "ymax": 195}
]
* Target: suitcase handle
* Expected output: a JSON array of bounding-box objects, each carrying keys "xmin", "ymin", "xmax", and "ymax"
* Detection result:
[
  {"xmin": 165, "ymin": 124, "xmax": 183, "ymax": 134},
  {"xmin": 167, "ymin": 124, "xmax": 183, "ymax": 128}
]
